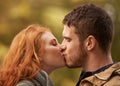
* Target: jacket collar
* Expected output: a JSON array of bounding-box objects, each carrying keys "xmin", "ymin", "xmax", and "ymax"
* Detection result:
[
  {"xmin": 81, "ymin": 62, "xmax": 120, "ymax": 85},
  {"xmin": 35, "ymin": 70, "xmax": 54, "ymax": 86}
]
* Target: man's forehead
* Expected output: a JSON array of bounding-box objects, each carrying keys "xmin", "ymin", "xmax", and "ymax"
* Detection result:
[
  {"xmin": 62, "ymin": 25, "xmax": 70, "ymax": 36},
  {"xmin": 63, "ymin": 25, "xmax": 75, "ymax": 36}
]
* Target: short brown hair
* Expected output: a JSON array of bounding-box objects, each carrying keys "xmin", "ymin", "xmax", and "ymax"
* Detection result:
[{"xmin": 63, "ymin": 4, "xmax": 114, "ymax": 53}]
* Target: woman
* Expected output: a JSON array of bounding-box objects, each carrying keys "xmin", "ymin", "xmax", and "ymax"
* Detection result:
[{"xmin": 0, "ymin": 24, "xmax": 65, "ymax": 86}]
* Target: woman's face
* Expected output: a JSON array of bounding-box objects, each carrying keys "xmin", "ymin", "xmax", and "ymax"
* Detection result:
[{"xmin": 40, "ymin": 31, "xmax": 65, "ymax": 71}]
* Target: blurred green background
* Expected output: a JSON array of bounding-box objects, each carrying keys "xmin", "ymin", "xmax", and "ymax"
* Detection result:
[{"xmin": 0, "ymin": 0, "xmax": 120, "ymax": 86}]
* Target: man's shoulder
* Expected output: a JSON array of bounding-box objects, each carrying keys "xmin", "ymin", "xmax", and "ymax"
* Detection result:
[
  {"xmin": 94, "ymin": 62, "xmax": 120, "ymax": 81},
  {"xmin": 104, "ymin": 63, "xmax": 120, "ymax": 85},
  {"xmin": 80, "ymin": 62, "xmax": 120, "ymax": 86}
]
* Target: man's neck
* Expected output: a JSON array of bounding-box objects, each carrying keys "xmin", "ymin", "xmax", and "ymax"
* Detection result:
[{"xmin": 83, "ymin": 52, "xmax": 113, "ymax": 72}]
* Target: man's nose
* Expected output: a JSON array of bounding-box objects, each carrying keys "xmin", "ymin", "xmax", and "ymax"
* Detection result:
[{"xmin": 59, "ymin": 45, "xmax": 66, "ymax": 52}]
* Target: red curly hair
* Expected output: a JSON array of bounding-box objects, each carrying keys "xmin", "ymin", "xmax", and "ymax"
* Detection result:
[{"xmin": 0, "ymin": 24, "xmax": 50, "ymax": 86}]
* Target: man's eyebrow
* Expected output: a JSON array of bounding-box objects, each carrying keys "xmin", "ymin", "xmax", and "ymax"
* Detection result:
[{"xmin": 63, "ymin": 36, "xmax": 70, "ymax": 39}]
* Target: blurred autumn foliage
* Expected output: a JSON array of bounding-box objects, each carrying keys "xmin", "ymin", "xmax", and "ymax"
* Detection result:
[{"xmin": 0, "ymin": 0, "xmax": 120, "ymax": 86}]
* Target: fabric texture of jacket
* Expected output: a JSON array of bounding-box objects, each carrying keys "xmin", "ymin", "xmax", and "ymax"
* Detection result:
[
  {"xmin": 79, "ymin": 62, "xmax": 120, "ymax": 86},
  {"xmin": 16, "ymin": 70, "xmax": 54, "ymax": 86}
]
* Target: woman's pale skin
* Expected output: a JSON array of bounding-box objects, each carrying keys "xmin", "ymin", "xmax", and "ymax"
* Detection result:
[{"xmin": 40, "ymin": 31, "xmax": 65, "ymax": 74}]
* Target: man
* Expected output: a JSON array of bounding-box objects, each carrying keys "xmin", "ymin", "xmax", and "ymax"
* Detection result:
[{"xmin": 61, "ymin": 4, "xmax": 120, "ymax": 86}]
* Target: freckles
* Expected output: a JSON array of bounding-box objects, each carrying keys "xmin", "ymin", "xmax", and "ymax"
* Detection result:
[
  {"xmin": 49, "ymin": 48, "xmax": 59, "ymax": 54},
  {"xmin": 55, "ymin": 48, "xmax": 61, "ymax": 55},
  {"xmin": 55, "ymin": 49, "xmax": 60, "ymax": 54}
]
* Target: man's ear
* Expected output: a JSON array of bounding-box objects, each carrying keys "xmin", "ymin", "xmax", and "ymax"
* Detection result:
[{"xmin": 84, "ymin": 35, "xmax": 96, "ymax": 51}]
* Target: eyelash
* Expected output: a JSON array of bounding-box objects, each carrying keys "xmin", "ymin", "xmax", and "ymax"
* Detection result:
[
  {"xmin": 66, "ymin": 38, "xmax": 71, "ymax": 42},
  {"xmin": 52, "ymin": 41, "xmax": 58, "ymax": 46},
  {"xmin": 52, "ymin": 44, "xmax": 57, "ymax": 46}
]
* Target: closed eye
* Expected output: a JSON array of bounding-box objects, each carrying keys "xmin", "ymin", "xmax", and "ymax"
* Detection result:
[
  {"xmin": 50, "ymin": 39, "xmax": 58, "ymax": 46},
  {"xmin": 64, "ymin": 37, "xmax": 71, "ymax": 42}
]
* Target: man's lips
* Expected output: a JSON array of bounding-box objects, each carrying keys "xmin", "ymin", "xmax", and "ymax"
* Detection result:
[{"xmin": 61, "ymin": 53, "xmax": 66, "ymax": 57}]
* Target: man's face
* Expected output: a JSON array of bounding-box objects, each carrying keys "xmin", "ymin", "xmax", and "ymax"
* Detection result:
[{"xmin": 61, "ymin": 25, "xmax": 87, "ymax": 68}]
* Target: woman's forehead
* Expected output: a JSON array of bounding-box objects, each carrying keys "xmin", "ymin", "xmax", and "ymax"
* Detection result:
[{"xmin": 41, "ymin": 32, "xmax": 56, "ymax": 42}]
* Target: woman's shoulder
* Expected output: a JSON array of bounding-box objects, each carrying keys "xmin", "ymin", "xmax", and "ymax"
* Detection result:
[
  {"xmin": 16, "ymin": 80, "xmax": 35, "ymax": 86},
  {"xmin": 16, "ymin": 70, "xmax": 54, "ymax": 86}
]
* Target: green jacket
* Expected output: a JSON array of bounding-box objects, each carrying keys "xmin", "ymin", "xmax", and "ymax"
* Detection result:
[
  {"xmin": 16, "ymin": 70, "xmax": 54, "ymax": 86},
  {"xmin": 80, "ymin": 62, "xmax": 120, "ymax": 86}
]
